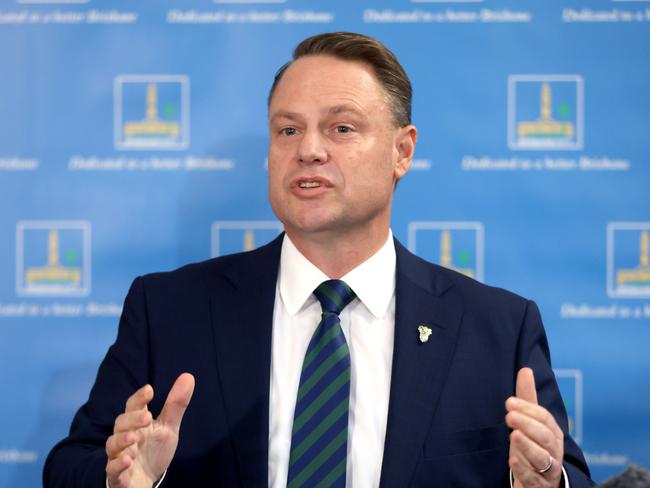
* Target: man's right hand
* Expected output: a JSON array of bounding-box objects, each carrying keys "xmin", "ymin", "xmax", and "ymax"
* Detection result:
[{"xmin": 105, "ymin": 373, "xmax": 195, "ymax": 488}]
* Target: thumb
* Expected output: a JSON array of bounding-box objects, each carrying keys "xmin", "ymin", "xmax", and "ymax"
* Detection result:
[
  {"xmin": 516, "ymin": 367, "xmax": 538, "ymax": 404},
  {"xmin": 158, "ymin": 373, "xmax": 195, "ymax": 433}
]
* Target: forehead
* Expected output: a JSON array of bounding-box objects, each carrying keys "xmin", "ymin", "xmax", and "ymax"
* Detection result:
[{"xmin": 270, "ymin": 55, "xmax": 388, "ymax": 114}]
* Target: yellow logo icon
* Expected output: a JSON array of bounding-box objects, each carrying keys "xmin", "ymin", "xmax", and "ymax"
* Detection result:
[
  {"xmin": 123, "ymin": 83, "xmax": 180, "ymax": 142},
  {"xmin": 114, "ymin": 75, "xmax": 189, "ymax": 150},
  {"xmin": 608, "ymin": 223, "xmax": 650, "ymax": 298},
  {"xmin": 616, "ymin": 230, "xmax": 650, "ymax": 287},
  {"xmin": 408, "ymin": 222, "xmax": 484, "ymax": 282},
  {"xmin": 16, "ymin": 221, "xmax": 91, "ymax": 297},
  {"xmin": 439, "ymin": 229, "xmax": 474, "ymax": 279},
  {"xmin": 508, "ymin": 75, "xmax": 583, "ymax": 150},
  {"xmin": 517, "ymin": 82, "xmax": 575, "ymax": 142},
  {"xmin": 25, "ymin": 229, "xmax": 81, "ymax": 287}
]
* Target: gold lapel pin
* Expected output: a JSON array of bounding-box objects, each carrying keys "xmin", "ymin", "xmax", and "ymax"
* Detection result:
[{"xmin": 418, "ymin": 325, "xmax": 432, "ymax": 343}]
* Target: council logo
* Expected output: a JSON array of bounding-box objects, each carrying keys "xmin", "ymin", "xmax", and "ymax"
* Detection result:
[
  {"xmin": 114, "ymin": 75, "xmax": 189, "ymax": 150},
  {"xmin": 407, "ymin": 221, "xmax": 484, "ymax": 282},
  {"xmin": 508, "ymin": 75, "xmax": 583, "ymax": 150},
  {"xmin": 16, "ymin": 221, "xmax": 91, "ymax": 297},
  {"xmin": 554, "ymin": 369, "xmax": 583, "ymax": 444},
  {"xmin": 607, "ymin": 222, "xmax": 650, "ymax": 298},
  {"xmin": 211, "ymin": 221, "xmax": 284, "ymax": 257}
]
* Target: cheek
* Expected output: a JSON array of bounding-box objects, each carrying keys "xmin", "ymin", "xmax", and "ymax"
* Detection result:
[
  {"xmin": 355, "ymin": 146, "xmax": 396, "ymax": 184},
  {"xmin": 268, "ymin": 170, "xmax": 284, "ymax": 199},
  {"xmin": 267, "ymin": 143, "xmax": 283, "ymax": 169},
  {"xmin": 267, "ymin": 160, "xmax": 283, "ymax": 197},
  {"xmin": 267, "ymin": 173, "xmax": 285, "ymax": 218}
]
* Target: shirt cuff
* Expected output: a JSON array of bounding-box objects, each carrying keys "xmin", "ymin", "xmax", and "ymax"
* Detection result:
[
  {"xmin": 106, "ymin": 469, "xmax": 167, "ymax": 488},
  {"xmin": 509, "ymin": 465, "xmax": 570, "ymax": 488}
]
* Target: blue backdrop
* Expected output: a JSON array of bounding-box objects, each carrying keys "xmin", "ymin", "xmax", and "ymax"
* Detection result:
[{"xmin": 1, "ymin": 0, "xmax": 649, "ymax": 485}]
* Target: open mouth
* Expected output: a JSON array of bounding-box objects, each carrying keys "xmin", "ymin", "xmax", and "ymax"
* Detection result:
[
  {"xmin": 292, "ymin": 176, "xmax": 331, "ymax": 190},
  {"xmin": 298, "ymin": 181, "xmax": 321, "ymax": 189}
]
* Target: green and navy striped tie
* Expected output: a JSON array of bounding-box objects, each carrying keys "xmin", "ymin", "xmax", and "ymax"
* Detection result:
[{"xmin": 287, "ymin": 279, "xmax": 356, "ymax": 488}]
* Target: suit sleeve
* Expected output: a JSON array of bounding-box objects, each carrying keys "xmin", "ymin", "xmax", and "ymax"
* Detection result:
[
  {"xmin": 515, "ymin": 300, "xmax": 594, "ymax": 488},
  {"xmin": 43, "ymin": 277, "xmax": 151, "ymax": 487}
]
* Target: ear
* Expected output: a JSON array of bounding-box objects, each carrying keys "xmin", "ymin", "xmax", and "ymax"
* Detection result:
[{"xmin": 393, "ymin": 124, "xmax": 417, "ymax": 181}]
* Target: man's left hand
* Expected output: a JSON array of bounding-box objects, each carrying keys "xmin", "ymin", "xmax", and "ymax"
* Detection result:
[{"xmin": 506, "ymin": 367, "xmax": 564, "ymax": 488}]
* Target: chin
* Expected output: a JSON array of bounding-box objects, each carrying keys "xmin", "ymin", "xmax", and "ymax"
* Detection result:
[{"xmin": 283, "ymin": 214, "xmax": 340, "ymax": 235}]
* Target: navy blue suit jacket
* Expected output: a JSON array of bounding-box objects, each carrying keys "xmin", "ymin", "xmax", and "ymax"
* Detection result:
[{"xmin": 44, "ymin": 235, "xmax": 593, "ymax": 487}]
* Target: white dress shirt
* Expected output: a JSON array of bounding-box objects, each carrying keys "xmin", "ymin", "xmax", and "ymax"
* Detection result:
[{"xmin": 268, "ymin": 232, "xmax": 396, "ymax": 488}]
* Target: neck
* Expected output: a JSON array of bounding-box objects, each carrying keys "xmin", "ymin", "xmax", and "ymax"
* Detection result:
[{"xmin": 285, "ymin": 224, "xmax": 390, "ymax": 279}]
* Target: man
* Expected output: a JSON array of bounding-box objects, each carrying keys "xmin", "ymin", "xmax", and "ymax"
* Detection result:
[{"xmin": 44, "ymin": 32, "xmax": 593, "ymax": 487}]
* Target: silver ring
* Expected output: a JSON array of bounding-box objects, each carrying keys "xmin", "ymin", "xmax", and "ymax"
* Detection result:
[{"xmin": 536, "ymin": 455, "xmax": 554, "ymax": 474}]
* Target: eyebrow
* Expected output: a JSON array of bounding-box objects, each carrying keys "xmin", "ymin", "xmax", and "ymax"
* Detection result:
[
  {"xmin": 269, "ymin": 111, "xmax": 303, "ymax": 124},
  {"xmin": 269, "ymin": 104, "xmax": 366, "ymax": 124},
  {"xmin": 326, "ymin": 104, "xmax": 365, "ymax": 119}
]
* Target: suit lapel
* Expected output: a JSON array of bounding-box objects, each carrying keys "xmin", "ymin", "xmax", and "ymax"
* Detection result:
[
  {"xmin": 379, "ymin": 240, "xmax": 464, "ymax": 487},
  {"xmin": 209, "ymin": 235, "xmax": 283, "ymax": 488}
]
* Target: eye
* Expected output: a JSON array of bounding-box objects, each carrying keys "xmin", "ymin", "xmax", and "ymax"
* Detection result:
[
  {"xmin": 335, "ymin": 126, "xmax": 351, "ymax": 134},
  {"xmin": 281, "ymin": 127, "xmax": 297, "ymax": 136}
]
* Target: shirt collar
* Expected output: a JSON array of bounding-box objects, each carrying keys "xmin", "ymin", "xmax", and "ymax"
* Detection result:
[{"xmin": 279, "ymin": 231, "xmax": 396, "ymax": 319}]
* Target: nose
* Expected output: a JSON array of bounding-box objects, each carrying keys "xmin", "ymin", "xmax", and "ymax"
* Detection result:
[{"xmin": 297, "ymin": 129, "xmax": 328, "ymax": 165}]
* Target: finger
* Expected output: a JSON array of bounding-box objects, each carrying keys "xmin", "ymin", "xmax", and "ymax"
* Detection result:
[
  {"xmin": 106, "ymin": 453, "xmax": 132, "ymax": 483},
  {"xmin": 516, "ymin": 367, "xmax": 538, "ymax": 405},
  {"xmin": 506, "ymin": 411, "xmax": 559, "ymax": 457},
  {"xmin": 113, "ymin": 409, "xmax": 153, "ymax": 433},
  {"xmin": 158, "ymin": 373, "xmax": 195, "ymax": 434},
  {"xmin": 506, "ymin": 412, "xmax": 564, "ymax": 469},
  {"xmin": 510, "ymin": 429, "xmax": 555, "ymax": 474},
  {"xmin": 125, "ymin": 384, "xmax": 154, "ymax": 412},
  {"xmin": 106, "ymin": 431, "xmax": 137, "ymax": 459},
  {"xmin": 506, "ymin": 397, "xmax": 564, "ymax": 440},
  {"xmin": 510, "ymin": 454, "xmax": 538, "ymax": 488},
  {"xmin": 510, "ymin": 449, "xmax": 559, "ymax": 488},
  {"xmin": 511, "ymin": 449, "xmax": 561, "ymax": 488}
]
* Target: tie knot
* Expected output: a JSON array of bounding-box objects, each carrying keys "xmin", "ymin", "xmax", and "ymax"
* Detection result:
[{"xmin": 313, "ymin": 279, "xmax": 356, "ymax": 315}]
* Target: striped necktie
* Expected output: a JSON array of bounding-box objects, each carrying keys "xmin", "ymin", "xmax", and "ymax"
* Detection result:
[{"xmin": 287, "ymin": 279, "xmax": 357, "ymax": 488}]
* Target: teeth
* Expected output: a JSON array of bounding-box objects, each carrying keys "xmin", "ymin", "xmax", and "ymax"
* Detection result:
[{"xmin": 299, "ymin": 181, "xmax": 321, "ymax": 188}]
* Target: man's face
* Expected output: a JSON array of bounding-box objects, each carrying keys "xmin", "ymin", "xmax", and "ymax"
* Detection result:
[{"xmin": 267, "ymin": 55, "xmax": 414, "ymax": 241}]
